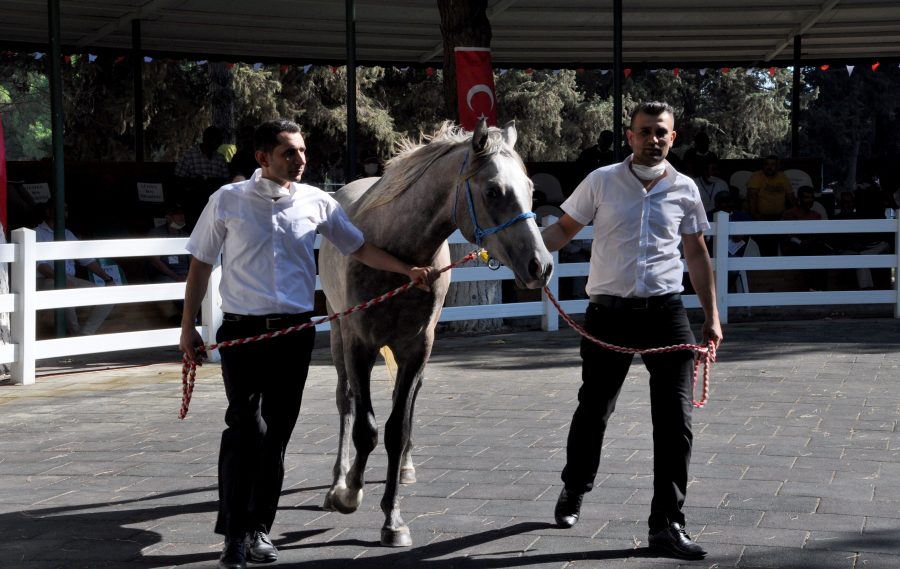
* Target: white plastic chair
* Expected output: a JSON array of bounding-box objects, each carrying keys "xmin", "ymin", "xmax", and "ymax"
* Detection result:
[
  {"xmin": 728, "ymin": 171, "xmax": 752, "ymax": 199},
  {"xmin": 532, "ymin": 173, "xmax": 565, "ymax": 204}
]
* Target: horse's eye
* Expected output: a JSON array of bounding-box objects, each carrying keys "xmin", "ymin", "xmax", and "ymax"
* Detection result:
[{"xmin": 486, "ymin": 187, "xmax": 501, "ymax": 200}]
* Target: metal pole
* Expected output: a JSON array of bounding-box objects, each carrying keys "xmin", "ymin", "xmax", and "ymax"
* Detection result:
[
  {"xmin": 48, "ymin": 0, "xmax": 66, "ymax": 337},
  {"xmin": 132, "ymin": 19, "xmax": 145, "ymax": 163},
  {"xmin": 345, "ymin": 0, "xmax": 357, "ymax": 183},
  {"xmin": 613, "ymin": 0, "xmax": 623, "ymax": 161},
  {"xmin": 791, "ymin": 35, "xmax": 801, "ymax": 158}
]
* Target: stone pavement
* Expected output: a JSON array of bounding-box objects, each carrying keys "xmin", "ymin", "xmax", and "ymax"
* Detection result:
[{"xmin": 0, "ymin": 317, "xmax": 899, "ymax": 569}]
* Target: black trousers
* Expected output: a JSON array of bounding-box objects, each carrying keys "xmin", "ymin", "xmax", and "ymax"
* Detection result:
[
  {"xmin": 560, "ymin": 296, "xmax": 696, "ymax": 532},
  {"xmin": 214, "ymin": 316, "xmax": 316, "ymax": 538}
]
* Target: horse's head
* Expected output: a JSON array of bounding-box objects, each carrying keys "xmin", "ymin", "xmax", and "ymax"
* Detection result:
[{"xmin": 456, "ymin": 120, "xmax": 553, "ymax": 289}]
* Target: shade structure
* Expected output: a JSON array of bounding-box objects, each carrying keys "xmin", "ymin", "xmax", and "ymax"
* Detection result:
[{"xmin": 1, "ymin": 0, "xmax": 898, "ymax": 67}]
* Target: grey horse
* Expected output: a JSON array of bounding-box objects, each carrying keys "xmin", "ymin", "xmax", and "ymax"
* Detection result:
[{"xmin": 319, "ymin": 119, "xmax": 553, "ymax": 546}]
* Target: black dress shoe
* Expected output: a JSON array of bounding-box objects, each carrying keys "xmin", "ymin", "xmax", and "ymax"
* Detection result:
[
  {"xmin": 218, "ymin": 536, "xmax": 247, "ymax": 569},
  {"xmin": 648, "ymin": 522, "xmax": 707, "ymax": 560},
  {"xmin": 247, "ymin": 527, "xmax": 278, "ymax": 563},
  {"xmin": 554, "ymin": 488, "xmax": 584, "ymax": 528}
]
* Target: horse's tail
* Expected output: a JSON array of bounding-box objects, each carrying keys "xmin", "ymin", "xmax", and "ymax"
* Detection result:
[{"xmin": 380, "ymin": 346, "xmax": 397, "ymax": 384}]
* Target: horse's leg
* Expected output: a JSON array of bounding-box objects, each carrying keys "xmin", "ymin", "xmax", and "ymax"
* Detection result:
[
  {"xmin": 323, "ymin": 317, "xmax": 355, "ymax": 511},
  {"xmin": 398, "ymin": 377, "xmax": 423, "ymax": 485},
  {"xmin": 329, "ymin": 335, "xmax": 379, "ymax": 514},
  {"xmin": 380, "ymin": 338, "xmax": 432, "ymax": 547}
]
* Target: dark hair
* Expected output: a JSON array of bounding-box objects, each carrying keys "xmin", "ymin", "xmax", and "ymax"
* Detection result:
[
  {"xmin": 797, "ymin": 185, "xmax": 815, "ymax": 198},
  {"xmin": 629, "ymin": 101, "xmax": 674, "ymax": 128},
  {"xmin": 254, "ymin": 119, "xmax": 302, "ymax": 153}
]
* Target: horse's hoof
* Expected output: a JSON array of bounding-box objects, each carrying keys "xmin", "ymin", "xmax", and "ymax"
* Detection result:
[
  {"xmin": 322, "ymin": 491, "xmax": 336, "ymax": 511},
  {"xmin": 399, "ymin": 467, "xmax": 416, "ymax": 485},
  {"xmin": 380, "ymin": 526, "xmax": 412, "ymax": 547},
  {"xmin": 331, "ymin": 486, "xmax": 364, "ymax": 514}
]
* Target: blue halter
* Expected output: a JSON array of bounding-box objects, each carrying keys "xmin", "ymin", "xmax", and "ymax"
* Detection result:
[{"xmin": 453, "ymin": 152, "xmax": 536, "ymax": 248}]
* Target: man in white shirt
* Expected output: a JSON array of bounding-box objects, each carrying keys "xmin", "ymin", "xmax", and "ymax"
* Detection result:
[
  {"xmin": 693, "ymin": 157, "xmax": 729, "ymax": 213},
  {"xmin": 35, "ymin": 202, "xmax": 117, "ymax": 336},
  {"xmin": 541, "ymin": 102, "xmax": 722, "ymax": 560},
  {"xmin": 179, "ymin": 120, "xmax": 436, "ymax": 569}
]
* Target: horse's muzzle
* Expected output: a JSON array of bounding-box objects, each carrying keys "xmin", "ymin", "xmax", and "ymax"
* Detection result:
[{"xmin": 525, "ymin": 256, "xmax": 553, "ymax": 289}]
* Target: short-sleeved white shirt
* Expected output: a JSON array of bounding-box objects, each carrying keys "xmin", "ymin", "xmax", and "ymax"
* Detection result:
[
  {"xmin": 561, "ymin": 158, "xmax": 709, "ymax": 298},
  {"xmin": 187, "ymin": 170, "xmax": 365, "ymax": 315},
  {"xmin": 35, "ymin": 222, "xmax": 95, "ymax": 276}
]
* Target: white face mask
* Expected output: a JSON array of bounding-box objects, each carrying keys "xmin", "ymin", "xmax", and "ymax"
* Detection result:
[
  {"xmin": 631, "ymin": 162, "xmax": 667, "ymax": 181},
  {"xmin": 169, "ymin": 221, "xmax": 186, "ymax": 230},
  {"xmin": 258, "ymin": 177, "xmax": 292, "ymax": 199}
]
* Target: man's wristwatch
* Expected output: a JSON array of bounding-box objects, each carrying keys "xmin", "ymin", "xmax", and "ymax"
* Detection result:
[{"xmin": 103, "ymin": 276, "xmax": 114, "ymax": 284}]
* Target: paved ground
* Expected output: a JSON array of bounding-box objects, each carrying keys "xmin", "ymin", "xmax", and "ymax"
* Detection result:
[{"xmin": 1, "ymin": 316, "xmax": 899, "ymax": 569}]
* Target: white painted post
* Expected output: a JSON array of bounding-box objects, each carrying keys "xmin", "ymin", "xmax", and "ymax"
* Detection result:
[
  {"xmin": 540, "ymin": 215, "xmax": 559, "ymax": 332},
  {"xmin": 11, "ymin": 228, "xmax": 36, "ymax": 385},
  {"xmin": 893, "ymin": 211, "xmax": 899, "ymax": 319},
  {"xmin": 202, "ymin": 260, "xmax": 223, "ymax": 362},
  {"xmin": 713, "ymin": 211, "xmax": 730, "ymax": 324}
]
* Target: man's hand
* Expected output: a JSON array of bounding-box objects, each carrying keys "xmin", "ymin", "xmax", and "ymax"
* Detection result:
[
  {"xmin": 702, "ymin": 318, "xmax": 723, "ymax": 349},
  {"xmin": 179, "ymin": 324, "xmax": 207, "ymax": 364},
  {"xmin": 408, "ymin": 266, "xmax": 439, "ymax": 292}
]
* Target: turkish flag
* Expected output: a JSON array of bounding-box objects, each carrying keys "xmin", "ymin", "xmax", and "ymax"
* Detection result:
[
  {"xmin": 455, "ymin": 47, "xmax": 497, "ymax": 131},
  {"xmin": 0, "ymin": 114, "xmax": 6, "ymax": 230}
]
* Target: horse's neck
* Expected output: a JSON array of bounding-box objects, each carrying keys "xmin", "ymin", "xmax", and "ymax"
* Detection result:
[{"xmin": 362, "ymin": 156, "xmax": 460, "ymax": 266}]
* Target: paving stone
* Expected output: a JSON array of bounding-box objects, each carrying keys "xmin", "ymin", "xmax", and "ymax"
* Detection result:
[{"xmin": 0, "ymin": 318, "xmax": 897, "ymax": 568}]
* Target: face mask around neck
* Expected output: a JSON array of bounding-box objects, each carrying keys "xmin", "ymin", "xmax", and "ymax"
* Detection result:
[
  {"xmin": 169, "ymin": 221, "xmax": 186, "ymax": 230},
  {"xmin": 258, "ymin": 177, "xmax": 291, "ymax": 199},
  {"xmin": 631, "ymin": 162, "xmax": 667, "ymax": 181}
]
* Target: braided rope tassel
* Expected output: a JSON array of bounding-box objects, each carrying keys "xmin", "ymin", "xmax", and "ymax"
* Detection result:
[
  {"xmin": 178, "ymin": 249, "xmax": 481, "ymax": 419},
  {"xmin": 543, "ymin": 287, "xmax": 715, "ymax": 408}
]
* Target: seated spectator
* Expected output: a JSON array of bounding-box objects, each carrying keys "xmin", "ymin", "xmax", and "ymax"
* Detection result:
[
  {"xmin": 694, "ymin": 157, "xmax": 729, "ymax": 213},
  {"xmin": 682, "ymin": 132, "xmax": 718, "ymax": 178},
  {"xmin": 174, "ymin": 126, "xmax": 230, "ymax": 229},
  {"xmin": 147, "ymin": 203, "xmax": 191, "ymax": 323},
  {"xmin": 830, "ymin": 191, "xmax": 891, "ymax": 289},
  {"xmin": 746, "ymin": 154, "xmax": 795, "ymax": 255},
  {"xmin": 228, "ymin": 125, "xmax": 259, "ymax": 182},
  {"xmin": 707, "ymin": 191, "xmax": 752, "ymax": 290},
  {"xmin": 576, "ymin": 130, "xmax": 616, "ymax": 176},
  {"xmin": 35, "ymin": 202, "xmax": 116, "ymax": 336},
  {"xmin": 781, "ymin": 186, "xmax": 829, "ymax": 290}
]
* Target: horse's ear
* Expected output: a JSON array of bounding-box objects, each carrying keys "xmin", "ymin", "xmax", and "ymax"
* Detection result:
[
  {"xmin": 502, "ymin": 120, "xmax": 517, "ymax": 148},
  {"xmin": 472, "ymin": 118, "xmax": 489, "ymax": 152}
]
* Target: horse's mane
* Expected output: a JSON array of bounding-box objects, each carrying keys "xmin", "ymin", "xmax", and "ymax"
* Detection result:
[{"xmin": 355, "ymin": 121, "xmax": 522, "ymax": 215}]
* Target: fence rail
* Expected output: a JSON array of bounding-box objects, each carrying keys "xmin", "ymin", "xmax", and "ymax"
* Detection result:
[{"xmin": 2, "ymin": 210, "xmax": 897, "ymax": 385}]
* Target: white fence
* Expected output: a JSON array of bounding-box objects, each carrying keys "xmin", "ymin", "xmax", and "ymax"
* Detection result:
[{"xmin": 2, "ymin": 210, "xmax": 898, "ymax": 385}]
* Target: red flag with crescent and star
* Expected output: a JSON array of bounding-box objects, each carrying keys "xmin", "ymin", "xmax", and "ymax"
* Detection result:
[{"xmin": 454, "ymin": 47, "xmax": 497, "ymax": 131}]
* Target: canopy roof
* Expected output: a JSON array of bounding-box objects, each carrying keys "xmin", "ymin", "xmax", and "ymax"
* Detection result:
[{"xmin": 2, "ymin": 0, "xmax": 899, "ymax": 68}]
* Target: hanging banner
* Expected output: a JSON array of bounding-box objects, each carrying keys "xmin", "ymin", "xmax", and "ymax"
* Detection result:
[
  {"xmin": 0, "ymin": 115, "xmax": 6, "ymax": 230},
  {"xmin": 454, "ymin": 47, "xmax": 497, "ymax": 131}
]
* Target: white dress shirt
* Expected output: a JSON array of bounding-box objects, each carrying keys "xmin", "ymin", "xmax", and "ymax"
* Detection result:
[
  {"xmin": 187, "ymin": 170, "xmax": 365, "ymax": 315},
  {"xmin": 561, "ymin": 157, "xmax": 709, "ymax": 298},
  {"xmin": 34, "ymin": 221, "xmax": 95, "ymax": 276}
]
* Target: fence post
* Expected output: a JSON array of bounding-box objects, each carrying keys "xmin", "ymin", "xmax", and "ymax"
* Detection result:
[
  {"xmin": 10, "ymin": 228, "xmax": 36, "ymax": 385},
  {"xmin": 713, "ymin": 211, "xmax": 730, "ymax": 324},
  {"xmin": 893, "ymin": 211, "xmax": 899, "ymax": 319},
  {"xmin": 202, "ymin": 261, "xmax": 223, "ymax": 362}
]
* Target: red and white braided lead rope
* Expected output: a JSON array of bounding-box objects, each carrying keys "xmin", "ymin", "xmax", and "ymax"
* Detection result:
[
  {"xmin": 178, "ymin": 250, "xmax": 481, "ymax": 419},
  {"xmin": 542, "ymin": 287, "xmax": 716, "ymax": 408}
]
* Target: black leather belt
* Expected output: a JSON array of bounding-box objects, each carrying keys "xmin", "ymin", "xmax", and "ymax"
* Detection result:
[
  {"xmin": 589, "ymin": 293, "xmax": 679, "ymax": 309},
  {"xmin": 223, "ymin": 312, "xmax": 313, "ymax": 330}
]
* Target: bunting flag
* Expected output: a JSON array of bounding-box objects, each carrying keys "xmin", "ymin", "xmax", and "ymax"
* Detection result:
[
  {"xmin": 847, "ymin": 65, "xmax": 854, "ymax": 76},
  {"xmin": 623, "ymin": 68, "xmax": 632, "ymax": 77},
  {"xmin": 871, "ymin": 61, "xmax": 880, "ymax": 71},
  {"xmin": 673, "ymin": 67, "xmax": 680, "ymax": 77},
  {"xmin": 820, "ymin": 64, "xmax": 830, "ymax": 71},
  {"xmin": 454, "ymin": 47, "xmax": 497, "ymax": 131},
  {"xmin": 0, "ymin": 114, "xmax": 6, "ymax": 229}
]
